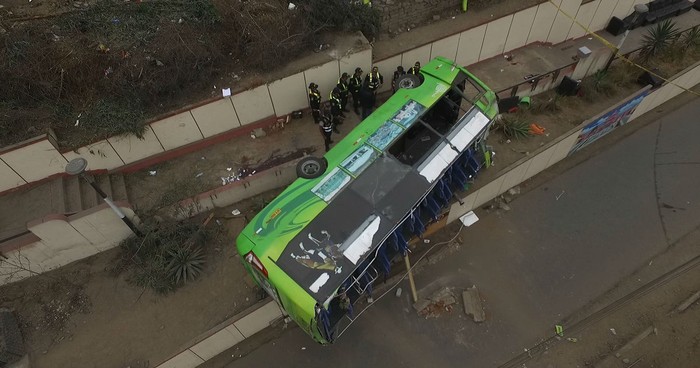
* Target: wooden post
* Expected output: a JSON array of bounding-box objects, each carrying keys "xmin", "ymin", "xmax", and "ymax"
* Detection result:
[{"xmin": 404, "ymin": 254, "xmax": 418, "ymax": 303}]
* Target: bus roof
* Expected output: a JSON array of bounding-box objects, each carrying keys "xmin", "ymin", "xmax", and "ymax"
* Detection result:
[{"xmin": 239, "ymin": 58, "xmax": 496, "ymax": 305}]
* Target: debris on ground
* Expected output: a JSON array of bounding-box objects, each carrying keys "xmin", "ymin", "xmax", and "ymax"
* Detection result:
[
  {"xmin": 462, "ymin": 286, "xmax": 486, "ymax": 323},
  {"xmin": 414, "ymin": 287, "xmax": 458, "ymax": 318}
]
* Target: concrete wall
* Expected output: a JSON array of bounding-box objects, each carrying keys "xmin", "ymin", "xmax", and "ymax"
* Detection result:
[
  {"xmin": 0, "ymin": 202, "xmax": 137, "ymax": 285},
  {"xmin": 0, "ymin": 0, "xmax": 661, "ymax": 193},
  {"xmin": 377, "ymin": 0, "xmax": 628, "ymax": 76}
]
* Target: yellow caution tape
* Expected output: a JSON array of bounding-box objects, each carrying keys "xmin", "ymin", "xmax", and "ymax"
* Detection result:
[{"xmin": 547, "ymin": 0, "xmax": 700, "ymax": 97}]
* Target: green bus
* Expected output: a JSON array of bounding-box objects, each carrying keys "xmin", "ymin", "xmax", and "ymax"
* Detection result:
[{"xmin": 236, "ymin": 57, "xmax": 499, "ymax": 344}]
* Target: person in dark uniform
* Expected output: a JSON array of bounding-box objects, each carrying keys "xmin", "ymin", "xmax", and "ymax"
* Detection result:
[
  {"xmin": 408, "ymin": 61, "xmax": 421, "ymax": 75},
  {"xmin": 408, "ymin": 61, "xmax": 425, "ymax": 83},
  {"xmin": 329, "ymin": 92, "xmax": 343, "ymax": 133},
  {"xmin": 348, "ymin": 67, "xmax": 363, "ymax": 114},
  {"xmin": 391, "ymin": 65, "xmax": 405, "ymax": 94},
  {"xmin": 308, "ymin": 83, "xmax": 322, "ymax": 125},
  {"xmin": 319, "ymin": 109, "xmax": 334, "ymax": 152},
  {"xmin": 337, "ymin": 72, "xmax": 350, "ymax": 112},
  {"xmin": 364, "ymin": 66, "xmax": 383, "ymax": 94},
  {"xmin": 359, "ymin": 81, "xmax": 376, "ymax": 120}
]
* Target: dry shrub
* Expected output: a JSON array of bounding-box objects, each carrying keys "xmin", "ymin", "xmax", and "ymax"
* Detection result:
[{"xmin": 0, "ymin": 0, "xmax": 380, "ymax": 148}]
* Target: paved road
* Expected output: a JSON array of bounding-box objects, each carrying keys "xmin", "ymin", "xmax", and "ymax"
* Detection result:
[{"xmin": 222, "ymin": 99, "xmax": 700, "ymax": 368}]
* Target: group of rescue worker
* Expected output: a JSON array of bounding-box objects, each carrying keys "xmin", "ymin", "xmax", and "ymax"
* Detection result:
[{"xmin": 310, "ymin": 62, "xmax": 422, "ymax": 152}]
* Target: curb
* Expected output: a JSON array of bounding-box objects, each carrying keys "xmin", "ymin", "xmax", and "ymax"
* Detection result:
[{"xmin": 156, "ymin": 300, "xmax": 283, "ymax": 368}]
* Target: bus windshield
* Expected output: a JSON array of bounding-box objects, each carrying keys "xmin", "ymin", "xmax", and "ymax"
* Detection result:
[{"xmin": 236, "ymin": 57, "xmax": 499, "ymax": 344}]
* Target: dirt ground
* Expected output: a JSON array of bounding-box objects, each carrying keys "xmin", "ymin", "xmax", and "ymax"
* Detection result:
[{"xmin": 0, "ymin": 201, "xmax": 277, "ymax": 368}]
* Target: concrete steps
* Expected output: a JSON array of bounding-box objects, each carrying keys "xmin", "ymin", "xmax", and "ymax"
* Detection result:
[{"xmin": 61, "ymin": 173, "xmax": 130, "ymax": 215}]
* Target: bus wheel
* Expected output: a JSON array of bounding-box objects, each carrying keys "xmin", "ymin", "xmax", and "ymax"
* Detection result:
[
  {"xmin": 396, "ymin": 74, "xmax": 422, "ymax": 90},
  {"xmin": 296, "ymin": 156, "xmax": 327, "ymax": 179}
]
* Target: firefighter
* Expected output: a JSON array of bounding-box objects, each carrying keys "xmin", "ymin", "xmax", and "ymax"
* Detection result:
[
  {"xmin": 337, "ymin": 72, "xmax": 350, "ymax": 112},
  {"xmin": 391, "ymin": 65, "xmax": 405, "ymax": 94},
  {"xmin": 364, "ymin": 66, "xmax": 383, "ymax": 94},
  {"xmin": 348, "ymin": 67, "xmax": 363, "ymax": 114},
  {"xmin": 308, "ymin": 83, "xmax": 322, "ymax": 125}
]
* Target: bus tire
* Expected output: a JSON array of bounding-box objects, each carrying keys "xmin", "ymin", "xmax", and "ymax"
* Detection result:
[
  {"xmin": 396, "ymin": 74, "xmax": 422, "ymax": 90},
  {"xmin": 296, "ymin": 156, "xmax": 327, "ymax": 179}
]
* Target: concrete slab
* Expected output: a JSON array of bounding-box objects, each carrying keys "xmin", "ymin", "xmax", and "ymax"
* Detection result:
[
  {"xmin": 150, "ymin": 111, "xmax": 203, "ymax": 151},
  {"xmin": 430, "ymin": 33, "xmax": 460, "ymax": 62},
  {"xmin": 372, "ymin": 54, "xmax": 401, "ymax": 94},
  {"xmin": 549, "ymin": 130, "xmax": 581, "ymax": 165},
  {"xmin": 527, "ymin": 1, "xmax": 560, "ymax": 44},
  {"xmin": 1, "ymin": 139, "xmax": 67, "ymax": 183},
  {"xmin": 567, "ymin": 0, "xmax": 600, "ymax": 40},
  {"xmin": 190, "ymin": 98, "xmax": 241, "ymax": 138},
  {"xmin": 401, "ymin": 43, "xmax": 432, "ymax": 70},
  {"xmin": 189, "ymin": 327, "xmax": 245, "ymax": 361},
  {"xmin": 268, "ymin": 72, "xmax": 308, "ymax": 117},
  {"xmin": 232, "ymin": 301, "xmax": 283, "ymax": 337},
  {"xmin": 158, "ymin": 349, "xmax": 204, "ymax": 368},
  {"xmin": 231, "ymin": 85, "xmax": 275, "ymax": 126},
  {"xmin": 303, "ymin": 60, "xmax": 340, "ymax": 103},
  {"xmin": 547, "ymin": 0, "xmax": 581, "ymax": 44},
  {"xmin": 589, "ymin": 0, "xmax": 619, "ymax": 32},
  {"xmin": 446, "ymin": 191, "xmax": 478, "ymax": 224},
  {"xmin": 462, "ymin": 287, "xmax": 486, "ymax": 322},
  {"xmin": 455, "ymin": 24, "xmax": 486, "ymax": 67},
  {"xmin": 63, "ymin": 140, "xmax": 125, "ymax": 171},
  {"xmin": 107, "ymin": 126, "xmax": 164, "ymax": 164},
  {"xmin": 480, "ymin": 14, "xmax": 514, "ymax": 61},
  {"xmin": 0, "ymin": 158, "xmax": 26, "ymax": 192},
  {"xmin": 504, "ymin": 7, "xmax": 537, "ymax": 52},
  {"xmin": 522, "ymin": 145, "xmax": 557, "ymax": 181}
]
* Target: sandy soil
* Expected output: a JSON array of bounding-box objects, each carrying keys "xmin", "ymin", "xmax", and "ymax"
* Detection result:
[{"xmin": 0, "ymin": 208, "xmax": 265, "ymax": 368}]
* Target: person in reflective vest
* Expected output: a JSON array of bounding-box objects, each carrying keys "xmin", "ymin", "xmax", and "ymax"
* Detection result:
[
  {"xmin": 329, "ymin": 89, "xmax": 343, "ymax": 132},
  {"xmin": 308, "ymin": 83, "xmax": 322, "ymax": 125},
  {"xmin": 319, "ymin": 106, "xmax": 334, "ymax": 152},
  {"xmin": 364, "ymin": 66, "xmax": 383, "ymax": 93},
  {"xmin": 408, "ymin": 61, "xmax": 424, "ymax": 83},
  {"xmin": 408, "ymin": 61, "xmax": 420, "ymax": 75},
  {"xmin": 348, "ymin": 67, "xmax": 363, "ymax": 115},
  {"xmin": 391, "ymin": 66, "xmax": 405, "ymax": 94},
  {"xmin": 337, "ymin": 72, "xmax": 350, "ymax": 112}
]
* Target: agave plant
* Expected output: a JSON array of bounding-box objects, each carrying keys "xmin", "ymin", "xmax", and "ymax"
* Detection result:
[
  {"xmin": 680, "ymin": 26, "xmax": 700, "ymax": 51},
  {"xmin": 167, "ymin": 245, "xmax": 205, "ymax": 285},
  {"xmin": 495, "ymin": 116, "xmax": 531, "ymax": 140},
  {"xmin": 640, "ymin": 20, "xmax": 680, "ymax": 60}
]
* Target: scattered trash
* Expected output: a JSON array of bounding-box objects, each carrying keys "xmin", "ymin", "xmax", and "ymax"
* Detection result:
[
  {"xmin": 200, "ymin": 156, "xmax": 206, "ymax": 160},
  {"xmin": 195, "ymin": 172, "xmax": 204, "ymax": 178},
  {"xmin": 226, "ymin": 167, "xmax": 233, "ymax": 171},
  {"xmin": 529, "ymin": 123, "xmax": 546, "ymax": 135},
  {"xmin": 215, "ymin": 219, "xmax": 222, "ymax": 226},
  {"xmin": 178, "ymin": 18, "xmax": 184, "ymax": 24},
  {"xmin": 505, "ymin": 139, "xmax": 511, "ymax": 143},
  {"xmin": 231, "ymin": 209, "xmax": 241, "ymax": 216},
  {"xmin": 97, "ymin": 43, "xmax": 110, "ymax": 53},
  {"xmin": 111, "ymin": 17, "xmax": 120, "ymax": 24},
  {"xmin": 423, "ymin": 239, "xmax": 430, "ymax": 244},
  {"xmin": 155, "ymin": 59, "xmax": 164, "ymax": 67},
  {"xmin": 610, "ymin": 328, "xmax": 617, "ymax": 335},
  {"xmin": 288, "ymin": 2, "xmax": 296, "ymax": 10},
  {"xmin": 250, "ymin": 133, "xmax": 256, "ymax": 139},
  {"xmin": 74, "ymin": 112, "xmax": 82, "ymax": 127},
  {"xmin": 222, "ymin": 88, "xmax": 231, "ymax": 97},
  {"xmin": 221, "ymin": 167, "xmax": 255, "ymax": 185},
  {"xmin": 555, "ymin": 324, "xmax": 564, "ymax": 336},
  {"xmin": 566, "ymin": 337, "xmax": 578, "ymax": 343},
  {"xmin": 104, "ymin": 66, "xmax": 113, "ymax": 77},
  {"xmin": 555, "ymin": 190, "xmax": 566, "ymax": 201},
  {"xmin": 148, "ymin": 170, "xmax": 157, "ymax": 176},
  {"xmin": 459, "ymin": 211, "xmax": 479, "ymax": 227},
  {"xmin": 395, "ymin": 288, "xmax": 402, "ymax": 297},
  {"xmin": 507, "ymin": 186, "xmax": 521, "ymax": 196},
  {"xmin": 301, "ymin": 346, "xmax": 306, "ymax": 350}
]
